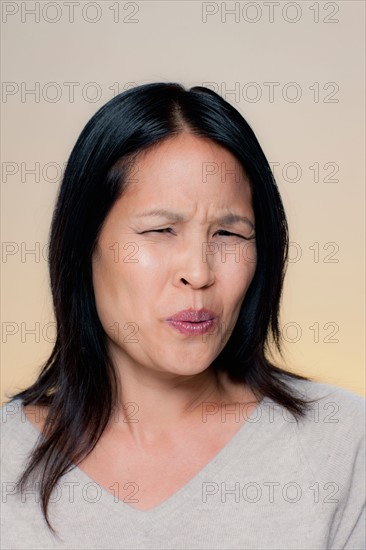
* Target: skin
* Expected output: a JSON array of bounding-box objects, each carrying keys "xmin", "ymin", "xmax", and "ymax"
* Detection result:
[{"xmin": 25, "ymin": 132, "xmax": 260, "ymax": 510}]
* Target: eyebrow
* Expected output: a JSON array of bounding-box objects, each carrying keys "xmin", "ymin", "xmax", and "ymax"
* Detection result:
[{"xmin": 134, "ymin": 208, "xmax": 255, "ymax": 230}]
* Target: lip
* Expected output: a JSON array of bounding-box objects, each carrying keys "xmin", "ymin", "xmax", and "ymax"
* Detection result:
[
  {"xmin": 165, "ymin": 308, "xmax": 219, "ymax": 337},
  {"xmin": 166, "ymin": 307, "xmax": 218, "ymax": 323}
]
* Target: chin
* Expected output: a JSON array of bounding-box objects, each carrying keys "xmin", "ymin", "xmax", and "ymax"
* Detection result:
[{"xmin": 156, "ymin": 360, "xmax": 212, "ymax": 378}]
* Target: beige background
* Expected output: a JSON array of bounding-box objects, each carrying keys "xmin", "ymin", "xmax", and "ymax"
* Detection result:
[{"xmin": 1, "ymin": 1, "xmax": 365, "ymax": 403}]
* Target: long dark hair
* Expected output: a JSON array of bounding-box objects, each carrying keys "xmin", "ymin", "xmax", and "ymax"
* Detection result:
[{"xmin": 6, "ymin": 82, "xmax": 316, "ymax": 536}]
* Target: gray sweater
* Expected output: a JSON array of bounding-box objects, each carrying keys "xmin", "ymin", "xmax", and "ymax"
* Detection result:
[{"xmin": 1, "ymin": 378, "xmax": 365, "ymax": 549}]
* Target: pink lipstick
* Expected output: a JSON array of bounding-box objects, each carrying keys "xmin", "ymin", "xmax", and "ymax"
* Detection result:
[{"xmin": 165, "ymin": 308, "xmax": 219, "ymax": 336}]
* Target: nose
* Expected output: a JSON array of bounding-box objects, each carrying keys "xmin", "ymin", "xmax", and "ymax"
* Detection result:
[{"xmin": 174, "ymin": 234, "xmax": 215, "ymax": 289}]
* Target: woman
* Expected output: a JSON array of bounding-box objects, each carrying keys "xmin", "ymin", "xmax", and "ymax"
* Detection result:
[{"xmin": 1, "ymin": 82, "xmax": 364, "ymax": 549}]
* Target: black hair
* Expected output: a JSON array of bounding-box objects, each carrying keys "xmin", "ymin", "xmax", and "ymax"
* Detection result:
[{"xmin": 6, "ymin": 82, "xmax": 316, "ymax": 537}]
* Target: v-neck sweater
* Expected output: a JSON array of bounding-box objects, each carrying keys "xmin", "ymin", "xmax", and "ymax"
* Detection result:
[{"xmin": 1, "ymin": 378, "xmax": 365, "ymax": 549}]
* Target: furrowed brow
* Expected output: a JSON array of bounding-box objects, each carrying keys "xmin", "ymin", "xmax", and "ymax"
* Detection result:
[
  {"xmin": 134, "ymin": 209, "xmax": 254, "ymax": 229},
  {"xmin": 134, "ymin": 209, "xmax": 185, "ymax": 223},
  {"xmin": 217, "ymin": 213, "xmax": 255, "ymax": 230}
]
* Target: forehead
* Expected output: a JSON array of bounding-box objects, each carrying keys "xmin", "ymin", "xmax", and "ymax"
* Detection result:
[
  {"xmin": 101, "ymin": 135, "xmax": 254, "ymax": 234},
  {"xmin": 136, "ymin": 133, "xmax": 243, "ymax": 171},
  {"xmin": 124, "ymin": 133, "xmax": 251, "ymax": 197}
]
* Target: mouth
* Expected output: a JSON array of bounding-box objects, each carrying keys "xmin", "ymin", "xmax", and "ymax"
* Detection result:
[
  {"xmin": 165, "ymin": 318, "xmax": 218, "ymax": 336},
  {"xmin": 165, "ymin": 308, "xmax": 219, "ymax": 336},
  {"xmin": 166, "ymin": 307, "xmax": 218, "ymax": 323}
]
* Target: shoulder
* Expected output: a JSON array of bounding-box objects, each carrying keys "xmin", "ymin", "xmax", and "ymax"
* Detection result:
[
  {"xmin": 283, "ymin": 379, "xmax": 366, "ymax": 549},
  {"xmin": 285, "ymin": 376, "xmax": 365, "ymax": 426},
  {"xmin": 283, "ymin": 376, "xmax": 365, "ymax": 437},
  {"xmin": 280, "ymin": 377, "xmax": 365, "ymax": 479},
  {"xmin": 0, "ymin": 400, "xmax": 57, "ymax": 550},
  {"xmin": 1, "ymin": 398, "xmax": 25, "ymax": 440},
  {"xmin": 0, "ymin": 398, "xmax": 39, "ymax": 472}
]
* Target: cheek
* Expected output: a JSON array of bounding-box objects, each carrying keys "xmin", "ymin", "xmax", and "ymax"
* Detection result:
[
  {"xmin": 92, "ymin": 260, "xmax": 116, "ymax": 330},
  {"xmin": 217, "ymin": 241, "xmax": 257, "ymax": 278},
  {"xmin": 217, "ymin": 242, "xmax": 257, "ymax": 304},
  {"xmin": 243, "ymin": 244, "xmax": 257, "ymax": 286},
  {"xmin": 92, "ymin": 256, "xmax": 119, "ymax": 305},
  {"xmin": 243, "ymin": 241, "xmax": 257, "ymax": 266},
  {"xmin": 92, "ymin": 261, "xmax": 137, "ymax": 345},
  {"xmin": 92, "ymin": 248, "xmax": 132, "ymax": 318},
  {"xmin": 92, "ymin": 248, "xmax": 160, "ymax": 321}
]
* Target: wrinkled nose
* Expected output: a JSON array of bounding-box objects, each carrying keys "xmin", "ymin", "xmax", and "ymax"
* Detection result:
[{"xmin": 173, "ymin": 236, "xmax": 215, "ymax": 289}]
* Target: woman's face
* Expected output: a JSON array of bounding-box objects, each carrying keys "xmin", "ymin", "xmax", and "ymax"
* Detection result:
[{"xmin": 92, "ymin": 133, "xmax": 257, "ymax": 377}]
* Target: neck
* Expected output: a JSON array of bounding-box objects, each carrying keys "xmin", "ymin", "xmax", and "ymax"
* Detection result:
[{"xmin": 107, "ymin": 343, "xmax": 251, "ymax": 445}]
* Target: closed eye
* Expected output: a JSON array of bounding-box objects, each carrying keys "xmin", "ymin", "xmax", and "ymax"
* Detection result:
[
  {"xmin": 216, "ymin": 230, "xmax": 250, "ymax": 239},
  {"xmin": 142, "ymin": 228, "xmax": 254, "ymax": 240},
  {"xmin": 145, "ymin": 228, "xmax": 175, "ymax": 234}
]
